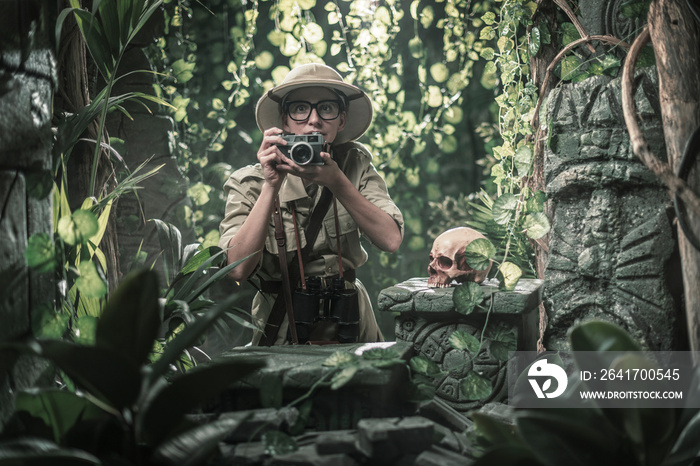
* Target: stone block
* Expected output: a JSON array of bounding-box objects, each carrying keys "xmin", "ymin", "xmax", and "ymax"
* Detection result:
[
  {"xmin": 378, "ymin": 277, "xmax": 543, "ymax": 317},
  {"xmin": 0, "ymin": 171, "xmax": 29, "ymax": 341},
  {"xmin": 415, "ymin": 446, "xmax": 473, "ymax": 466},
  {"xmin": 265, "ymin": 445, "xmax": 357, "ymax": 466},
  {"xmin": 212, "ymin": 342, "xmax": 415, "ymax": 431},
  {"xmin": 0, "ymin": 49, "xmax": 55, "ymax": 163},
  {"xmin": 356, "ymin": 416, "xmax": 434, "ymax": 461},
  {"xmin": 378, "ymin": 277, "xmax": 542, "ymax": 412},
  {"xmin": 314, "ymin": 430, "xmax": 358, "ymax": 455}
]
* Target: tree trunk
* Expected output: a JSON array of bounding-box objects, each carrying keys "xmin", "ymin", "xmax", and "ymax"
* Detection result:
[
  {"xmin": 530, "ymin": 0, "xmax": 560, "ymax": 351},
  {"xmin": 55, "ymin": 0, "xmax": 121, "ymax": 290},
  {"xmin": 648, "ymin": 0, "xmax": 700, "ymax": 351}
]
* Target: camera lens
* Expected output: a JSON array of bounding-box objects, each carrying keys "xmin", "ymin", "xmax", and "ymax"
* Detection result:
[{"xmin": 290, "ymin": 142, "xmax": 313, "ymax": 165}]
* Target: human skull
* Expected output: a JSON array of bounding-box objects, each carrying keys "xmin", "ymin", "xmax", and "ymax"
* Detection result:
[{"xmin": 427, "ymin": 227, "xmax": 491, "ymax": 288}]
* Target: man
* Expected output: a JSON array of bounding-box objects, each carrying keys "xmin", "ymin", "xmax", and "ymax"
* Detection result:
[{"xmin": 219, "ymin": 63, "xmax": 403, "ymax": 345}]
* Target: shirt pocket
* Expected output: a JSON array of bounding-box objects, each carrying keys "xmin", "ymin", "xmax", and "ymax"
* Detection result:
[
  {"xmin": 265, "ymin": 223, "xmax": 306, "ymax": 255},
  {"xmin": 323, "ymin": 211, "xmax": 361, "ymax": 253}
]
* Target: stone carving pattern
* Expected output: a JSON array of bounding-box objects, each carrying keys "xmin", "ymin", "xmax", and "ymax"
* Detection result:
[
  {"xmin": 397, "ymin": 317, "xmax": 511, "ymax": 411},
  {"xmin": 604, "ymin": 0, "xmax": 646, "ymax": 42},
  {"xmin": 544, "ymin": 69, "xmax": 679, "ymax": 351}
]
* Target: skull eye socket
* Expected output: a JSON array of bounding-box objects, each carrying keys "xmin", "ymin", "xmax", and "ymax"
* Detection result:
[{"xmin": 437, "ymin": 256, "xmax": 453, "ymax": 269}]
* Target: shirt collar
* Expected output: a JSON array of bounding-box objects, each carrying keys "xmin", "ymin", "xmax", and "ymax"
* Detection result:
[{"xmin": 278, "ymin": 175, "xmax": 308, "ymax": 202}]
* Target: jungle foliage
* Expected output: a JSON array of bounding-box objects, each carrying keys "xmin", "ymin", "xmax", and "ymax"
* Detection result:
[
  {"xmin": 149, "ymin": 0, "xmax": 651, "ymax": 297},
  {"xmin": 0, "ymin": 269, "xmax": 265, "ymax": 465},
  {"xmin": 470, "ymin": 321, "xmax": 700, "ymax": 466}
]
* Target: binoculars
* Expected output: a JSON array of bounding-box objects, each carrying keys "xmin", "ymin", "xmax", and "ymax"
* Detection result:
[{"xmin": 291, "ymin": 276, "xmax": 360, "ymax": 344}]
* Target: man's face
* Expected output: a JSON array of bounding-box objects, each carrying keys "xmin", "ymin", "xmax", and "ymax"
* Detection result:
[{"xmin": 282, "ymin": 87, "xmax": 346, "ymax": 144}]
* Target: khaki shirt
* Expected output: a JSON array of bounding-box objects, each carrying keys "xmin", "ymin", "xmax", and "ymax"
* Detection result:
[{"xmin": 219, "ymin": 141, "xmax": 403, "ymax": 344}]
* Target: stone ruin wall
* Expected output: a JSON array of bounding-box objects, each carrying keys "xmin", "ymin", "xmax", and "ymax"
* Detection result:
[{"xmin": 0, "ymin": 2, "xmax": 55, "ymax": 425}]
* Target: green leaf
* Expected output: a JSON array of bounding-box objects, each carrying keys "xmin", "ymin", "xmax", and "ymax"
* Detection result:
[
  {"xmin": 498, "ymin": 262, "xmax": 522, "ymax": 291},
  {"xmin": 559, "ymin": 55, "xmax": 582, "ymax": 81},
  {"xmin": 409, "ymin": 355, "xmax": 442, "ymax": 378},
  {"xmin": 453, "ymin": 282, "xmax": 484, "ymax": 315},
  {"xmin": 72, "ymin": 315, "xmax": 97, "ymax": 345},
  {"xmin": 620, "ymin": 0, "xmax": 652, "ymax": 18},
  {"xmin": 480, "ymin": 26, "xmax": 495, "ymax": 41},
  {"xmin": 75, "ymin": 260, "xmax": 108, "ymax": 299},
  {"xmin": 669, "ymin": 410, "xmax": 700, "ymax": 464},
  {"xmin": 430, "ymin": 63, "xmax": 450, "ymax": 83},
  {"xmin": 460, "ymin": 371, "xmax": 492, "ymax": 400},
  {"xmin": 569, "ymin": 321, "xmax": 642, "ymax": 352},
  {"xmin": 529, "ymin": 27, "xmax": 541, "ymax": 56},
  {"xmin": 57, "ymin": 210, "xmax": 99, "ymax": 246},
  {"xmin": 600, "ymin": 54, "xmax": 621, "ymax": 74},
  {"xmin": 323, "ymin": 351, "xmax": 358, "ymax": 368},
  {"xmin": 408, "ymin": 36, "xmax": 423, "ymax": 59},
  {"xmin": 96, "ymin": 270, "xmax": 161, "ymax": 365},
  {"xmin": 32, "ymin": 304, "xmax": 69, "ymax": 339},
  {"xmin": 152, "ymin": 417, "xmax": 244, "ymax": 466},
  {"xmin": 492, "ymin": 194, "xmax": 518, "ymax": 225},
  {"xmin": 448, "ymin": 330, "xmax": 480, "ymax": 353},
  {"xmin": 480, "ymin": 47, "xmax": 495, "ymax": 61},
  {"xmin": 0, "ymin": 437, "xmax": 101, "ymax": 464},
  {"xmin": 172, "ymin": 58, "xmax": 195, "ymax": 83},
  {"xmin": 262, "ymin": 431, "xmax": 298, "ymax": 456},
  {"xmin": 15, "ymin": 389, "xmax": 98, "ymax": 444},
  {"xmin": 187, "ymin": 182, "xmax": 212, "ymax": 206},
  {"xmin": 361, "ymin": 347, "xmax": 403, "ymax": 367},
  {"xmin": 514, "ymin": 145, "xmax": 533, "ymax": 177},
  {"xmin": 523, "ymin": 212, "xmax": 551, "ymax": 239},
  {"xmin": 12, "ymin": 339, "xmax": 141, "ymax": 410},
  {"xmin": 561, "ymin": 22, "xmax": 581, "ymax": 46},
  {"xmin": 481, "ymin": 11, "xmax": 496, "ymax": 25},
  {"xmin": 141, "ymin": 359, "xmax": 264, "ymax": 447},
  {"xmin": 152, "ymin": 219, "xmax": 183, "ymax": 285},
  {"xmin": 148, "ymin": 293, "xmax": 246, "ymax": 382},
  {"xmin": 525, "ymin": 191, "xmax": 546, "ymax": 213},
  {"xmin": 516, "ymin": 410, "xmax": 623, "ymax": 466},
  {"xmin": 465, "ymin": 238, "xmax": 496, "ymax": 271},
  {"xmin": 331, "ymin": 365, "xmax": 358, "ymax": 390},
  {"xmin": 25, "ymin": 233, "xmax": 57, "ymax": 273}
]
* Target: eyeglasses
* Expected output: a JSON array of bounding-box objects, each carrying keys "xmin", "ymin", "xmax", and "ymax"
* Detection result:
[{"xmin": 285, "ymin": 100, "xmax": 342, "ymax": 121}]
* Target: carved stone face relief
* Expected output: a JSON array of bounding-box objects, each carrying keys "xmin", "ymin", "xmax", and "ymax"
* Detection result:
[{"xmin": 427, "ymin": 227, "xmax": 491, "ymax": 288}]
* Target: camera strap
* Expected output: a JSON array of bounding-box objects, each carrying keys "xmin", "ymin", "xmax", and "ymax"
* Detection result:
[{"xmin": 259, "ymin": 187, "xmax": 333, "ymax": 346}]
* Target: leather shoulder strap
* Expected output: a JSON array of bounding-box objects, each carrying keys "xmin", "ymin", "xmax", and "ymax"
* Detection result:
[{"xmin": 258, "ymin": 187, "xmax": 333, "ymax": 346}]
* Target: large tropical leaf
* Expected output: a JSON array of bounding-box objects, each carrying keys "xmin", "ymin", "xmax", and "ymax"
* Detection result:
[
  {"xmin": 7, "ymin": 339, "xmax": 141, "ymax": 410},
  {"xmin": 15, "ymin": 389, "xmax": 102, "ymax": 445},
  {"xmin": 515, "ymin": 409, "xmax": 625, "ymax": 466},
  {"xmin": 96, "ymin": 268, "xmax": 161, "ymax": 367},
  {"xmin": 569, "ymin": 321, "xmax": 642, "ymax": 352},
  {"xmin": 147, "ymin": 293, "xmax": 245, "ymax": 382},
  {"xmin": 0, "ymin": 438, "xmax": 100, "ymax": 465},
  {"xmin": 150, "ymin": 417, "xmax": 244, "ymax": 466},
  {"xmin": 140, "ymin": 360, "xmax": 264, "ymax": 447}
]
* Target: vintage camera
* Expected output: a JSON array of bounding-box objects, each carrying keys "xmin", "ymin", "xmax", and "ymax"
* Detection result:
[
  {"xmin": 291, "ymin": 276, "xmax": 359, "ymax": 344},
  {"xmin": 276, "ymin": 132, "xmax": 327, "ymax": 166}
]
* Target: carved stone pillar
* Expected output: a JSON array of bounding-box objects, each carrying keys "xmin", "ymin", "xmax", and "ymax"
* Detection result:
[
  {"xmin": 543, "ymin": 68, "xmax": 682, "ymax": 350},
  {"xmin": 0, "ymin": 1, "xmax": 55, "ymax": 425}
]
